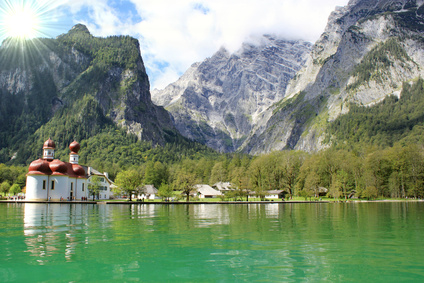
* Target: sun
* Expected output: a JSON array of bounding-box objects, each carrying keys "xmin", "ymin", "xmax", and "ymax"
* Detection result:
[
  {"xmin": 4, "ymin": 6, "xmax": 40, "ymax": 39},
  {"xmin": 0, "ymin": 0, "xmax": 61, "ymax": 42},
  {"xmin": 0, "ymin": 0, "xmax": 70, "ymax": 43}
]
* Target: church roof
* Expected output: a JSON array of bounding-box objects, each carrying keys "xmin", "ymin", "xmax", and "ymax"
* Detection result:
[
  {"xmin": 43, "ymin": 138, "xmax": 56, "ymax": 149},
  {"xmin": 69, "ymin": 141, "xmax": 80, "ymax": 154},
  {"xmin": 27, "ymin": 159, "xmax": 87, "ymax": 178},
  {"xmin": 27, "ymin": 139, "xmax": 87, "ymax": 179}
]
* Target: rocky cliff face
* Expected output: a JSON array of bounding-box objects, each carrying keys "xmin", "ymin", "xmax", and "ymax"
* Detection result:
[
  {"xmin": 152, "ymin": 35, "xmax": 311, "ymax": 152},
  {"xmin": 0, "ymin": 24, "xmax": 175, "ymax": 163},
  {"xmin": 241, "ymin": 0, "xmax": 424, "ymax": 154}
]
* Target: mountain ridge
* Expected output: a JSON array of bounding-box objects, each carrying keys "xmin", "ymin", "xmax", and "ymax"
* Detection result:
[{"xmin": 3, "ymin": 0, "xmax": 424, "ymax": 165}]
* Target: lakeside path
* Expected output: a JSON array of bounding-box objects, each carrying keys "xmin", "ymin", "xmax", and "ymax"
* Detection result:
[
  {"xmin": 1, "ymin": 200, "xmax": 423, "ymax": 204},
  {"xmin": 0, "ymin": 200, "xmax": 324, "ymax": 204}
]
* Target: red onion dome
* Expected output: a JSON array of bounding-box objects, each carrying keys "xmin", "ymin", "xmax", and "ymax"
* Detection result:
[
  {"xmin": 72, "ymin": 164, "xmax": 86, "ymax": 177},
  {"xmin": 50, "ymin": 159, "xmax": 68, "ymax": 175},
  {"xmin": 28, "ymin": 159, "xmax": 52, "ymax": 175},
  {"xmin": 43, "ymin": 138, "xmax": 56, "ymax": 149},
  {"xmin": 69, "ymin": 141, "xmax": 80, "ymax": 154}
]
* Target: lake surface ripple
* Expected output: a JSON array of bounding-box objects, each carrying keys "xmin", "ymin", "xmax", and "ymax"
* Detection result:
[{"xmin": 0, "ymin": 202, "xmax": 423, "ymax": 282}]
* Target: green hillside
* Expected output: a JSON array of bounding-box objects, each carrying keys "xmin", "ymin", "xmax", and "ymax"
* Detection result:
[{"xmin": 327, "ymin": 78, "xmax": 424, "ymax": 148}]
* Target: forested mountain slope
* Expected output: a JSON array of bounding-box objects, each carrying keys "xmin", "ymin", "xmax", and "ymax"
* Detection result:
[
  {"xmin": 0, "ymin": 25, "xmax": 195, "ymax": 165},
  {"xmin": 328, "ymin": 78, "xmax": 424, "ymax": 148}
]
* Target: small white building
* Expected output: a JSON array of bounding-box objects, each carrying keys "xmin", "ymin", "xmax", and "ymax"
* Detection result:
[
  {"xmin": 265, "ymin": 190, "xmax": 286, "ymax": 199},
  {"xmin": 250, "ymin": 190, "xmax": 286, "ymax": 199},
  {"xmin": 87, "ymin": 168, "xmax": 115, "ymax": 200},
  {"xmin": 213, "ymin": 182, "xmax": 233, "ymax": 193},
  {"xmin": 195, "ymin": 184, "xmax": 222, "ymax": 198},
  {"xmin": 135, "ymin": 185, "xmax": 160, "ymax": 200},
  {"xmin": 26, "ymin": 139, "xmax": 89, "ymax": 201}
]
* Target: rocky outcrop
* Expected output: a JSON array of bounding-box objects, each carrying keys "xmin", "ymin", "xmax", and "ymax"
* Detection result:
[
  {"xmin": 152, "ymin": 35, "xmax": 311, "ymax": 152},
  {"xmin": 241, "ymin": 0, "xmax": 424, "ymax": 154}
]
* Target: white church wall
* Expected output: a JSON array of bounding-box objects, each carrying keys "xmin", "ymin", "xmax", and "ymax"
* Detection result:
[
  {"xmin": 77, "ymin": 179, "xmax": 88, "ymax": 200},
  {"xmin": 26, "ymin": 175, "xmax": 48, "ymax": 201},
  {"xmin": 49, "ymin": 176, "xmax": 68, "ymax": 201}
]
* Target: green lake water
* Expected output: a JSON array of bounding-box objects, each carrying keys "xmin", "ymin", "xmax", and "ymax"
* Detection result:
[{"xmin": 1, "ymin": 202, "xmax": 424, "ymax": 282}]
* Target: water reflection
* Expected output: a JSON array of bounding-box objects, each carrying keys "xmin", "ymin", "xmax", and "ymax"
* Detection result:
[
  {"xmin": 12, "ymin": 202, "xmax": 424, "ymax": 282},
  {"xmin": 23, "ymin": 203, "xmax": 93, "ymax": 262}
]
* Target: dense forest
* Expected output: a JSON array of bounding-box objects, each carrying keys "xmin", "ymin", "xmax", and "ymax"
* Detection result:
[{"xmin": 111, "ymin": 143, "xmax": 424, "ymax": 201}]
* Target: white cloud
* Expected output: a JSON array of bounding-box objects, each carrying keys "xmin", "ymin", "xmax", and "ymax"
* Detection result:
[
  {"xmin": 60, "ymin": 0, "xmax": 349, "ymax": 89},
  {"xmin": 60, "ymin": 0, "xmax": 131, "ymax": 36}
]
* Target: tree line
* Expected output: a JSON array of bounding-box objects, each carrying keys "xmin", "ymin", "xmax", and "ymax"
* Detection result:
[
  {"xmin": 113, "ymin": 143, "xmax": 424, "ymax": 201},
  {"xmin": 2, "ymin": 142, "xmax": 424, "ymax": 200}
]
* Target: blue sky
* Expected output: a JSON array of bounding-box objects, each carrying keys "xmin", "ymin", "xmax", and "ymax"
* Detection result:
[{"xmin": 0, "ymin": 0, "xmax": 349, "ymax": 90}]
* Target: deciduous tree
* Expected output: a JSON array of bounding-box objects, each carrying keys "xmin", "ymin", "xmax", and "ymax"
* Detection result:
[
  {"xmin": 157, "ymin": 182, "xmax": 174, "ymax": 201},
  {"xmin": 115, "ymin": 169, "xmax": 142, "ymax": 201},
  {"xmin": 9, "ymin": 183, "xmax": 21, "ymax": 196},
  {"xmin": 0, "ymin": 181, "xmax": 10, "ymax": 196},
  {"xmin": 175, "ymin": 172, "xmax": 196, "ymax": 202}
]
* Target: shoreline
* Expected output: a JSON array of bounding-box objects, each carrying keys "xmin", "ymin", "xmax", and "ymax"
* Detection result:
[{"xmin": 1, "ymin": 199, "xmax": 423, "ymax": 205}]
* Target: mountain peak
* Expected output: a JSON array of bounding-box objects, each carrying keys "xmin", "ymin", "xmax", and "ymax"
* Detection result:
[
  {"xmin": 70, "ymin": 24, "xmax": 91, "ymax": 35},
  {"xmin": 152, "ymin": 35, "xmax": 312, "ymax": 153},
  {"xmin": 57, "ymin": 24, "xmax": 93, "ymax": 41}
]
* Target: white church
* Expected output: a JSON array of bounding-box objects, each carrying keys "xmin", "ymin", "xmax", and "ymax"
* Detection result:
[{"xmin": 26, "ymin": 139, "xmax": 89, "ymax": 201}]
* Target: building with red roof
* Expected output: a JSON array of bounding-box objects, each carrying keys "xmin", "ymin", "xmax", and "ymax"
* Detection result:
[{"xmin": 26, "ymin": 139, "xmax": 89, "ymax": 201}]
